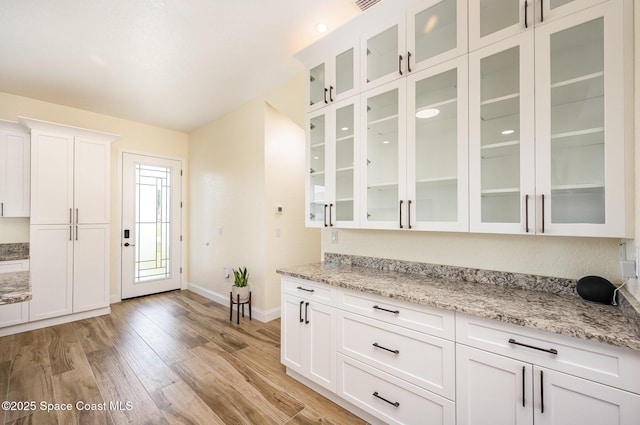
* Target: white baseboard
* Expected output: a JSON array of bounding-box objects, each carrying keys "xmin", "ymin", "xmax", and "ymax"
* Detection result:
[
  {"xmin": 187, "ymin": 282, "xmax": 280, "ymax": 323},
  {"xmin": 0, "ymin": 307, "xmax": 111, "ymax": 337},
  {"xmin": 110, "ymin": 294, "xmax": 121, "ymax": 304}
]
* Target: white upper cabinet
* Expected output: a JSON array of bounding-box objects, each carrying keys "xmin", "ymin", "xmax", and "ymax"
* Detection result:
[
  {"xmin": 0, "ymin": 122, "xmax": 30, "ymax": 217},
  {"xmin": 362, "ymin": 0, "xmax": 467, "ymax": 92},
  {"xmin": 469, "ymin": 0, "xmax": 608, "ymax": 51},
  {"xmin": 307, "ymin": 44, "xmax": 358, "ymax": 112},
  {"xmin": 306, "ymin": 97, "xmax": 360, "ymax": 228},
  {"xmin": 470, "ymin": 0, "xmax": 631, "ymax": 237},
  {"xmin": 469, "ymin": 32, "xmax": 536, "ymax": 235},
  {"xmin": 407, "ymin": 57, "xmax": 469, "ymax": 232}
]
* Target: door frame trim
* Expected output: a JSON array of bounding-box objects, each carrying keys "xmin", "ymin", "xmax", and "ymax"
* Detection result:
[{"xmin": 114, "ymin": 149, "xmax": 186, "ymax": 303}]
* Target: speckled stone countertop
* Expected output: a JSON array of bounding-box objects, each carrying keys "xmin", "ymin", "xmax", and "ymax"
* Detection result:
[
  {"xmin": 0, "ymin": 271, "xmax": 31, "ymax": 305},
  {"xmin": 0, "ymin": 243, "xmax": 29, "ymax": 261},
  {"xmin": 277, "ymin": 260, "xmax": 640, "ymax": 352}
]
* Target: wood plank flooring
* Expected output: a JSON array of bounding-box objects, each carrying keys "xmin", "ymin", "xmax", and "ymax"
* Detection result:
[{"xmin": 0, "ymin": 290, "xmax": 367, "ymax": 425}]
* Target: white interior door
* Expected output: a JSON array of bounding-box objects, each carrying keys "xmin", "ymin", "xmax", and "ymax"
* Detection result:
[{"xmin": 121, "ymin": 153, "xmax": 182, "ymax": 299}]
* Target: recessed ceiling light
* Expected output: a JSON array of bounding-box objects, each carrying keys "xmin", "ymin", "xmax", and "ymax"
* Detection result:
[
  {"xmin": 416, "ymin": 108, "xmax": 440, "ymax": 119},
  {"xmin": 316, "ymin": 23, "xmax": 328, "ymax": 33},
  {"xmin": 501, "ymin": 129, "xmax": 515, "ymax": 135}
]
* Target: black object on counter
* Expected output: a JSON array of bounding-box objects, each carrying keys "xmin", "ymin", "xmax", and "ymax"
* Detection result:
[{"xmin": 577, "ymin": 276, "xmax": 616, "ymax": 304}]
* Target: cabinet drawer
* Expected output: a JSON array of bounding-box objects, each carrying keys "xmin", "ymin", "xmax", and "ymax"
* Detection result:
[
  {"xmin": 281, "ymin": 277, "xmax": 336, "ymax": 304},
  {"xmin": 338, "ymin": 311, "xmax": 455, "ymax": 399},
  {"xmin": 337, "ymin": 354, "xmax": 455, "ymax": 425},
  {"xmin": 337, "ymin": 288, "xmax": 455, "ymax": 340},
  {"xmin": 456, "ymin": 313, "xmax": 640, "ymax": 394},
  {"xmin": 0, "ymin": 260, "xmax": 29, "ymax": 273},
  {"xmin": 0, "ymin": 302, "xmax": 29, "ymax": 328}
]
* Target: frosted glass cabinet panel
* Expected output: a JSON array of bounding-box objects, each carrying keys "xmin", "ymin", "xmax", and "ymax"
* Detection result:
[
  {"xmin": 407, "ymin": 0, "xmax": 468, "ymax": 73},
  {"xmin": 361, "ymin": 81, "xmax": 406, "ymax": 229},
  {"xmin": 306, "ymin": 98, "xmax": 360, "ymax": 228},
  {"xmin": 362, "ymin": 23, "xmax": 404, "ymax": 90},
  {"xmin": 407, "ymin": 57, "xmax": 469, "ymax": 231},
  {"xmin": 469, "ymin": 32, "xmax": 535, "ymax": 234},
  {"xmin": 307, "ymin": 46, "xmax": 358, "ymax": 112},
  {"xmin": 534, "ymin": 1, "xmax": 628, "ymax": 237}
]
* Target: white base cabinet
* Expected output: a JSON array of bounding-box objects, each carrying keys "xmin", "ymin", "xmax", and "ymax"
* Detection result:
[
  {"xmin": 282, "ymin": 277, "xmax": 640, "ymax": 425},
  {"xmin": 0, "ymin": 303, "xmax": 29, "ymax": 328}
]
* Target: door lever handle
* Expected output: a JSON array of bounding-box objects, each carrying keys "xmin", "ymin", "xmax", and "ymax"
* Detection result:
[{"xmin": 124, "ymin": 243, "xmax": 136, "ymax": 247}]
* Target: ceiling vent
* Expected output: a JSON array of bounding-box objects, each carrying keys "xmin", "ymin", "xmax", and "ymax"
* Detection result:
[{"xmin": 355, "ymin": 0, "xmax": 382, "ymax": 11}]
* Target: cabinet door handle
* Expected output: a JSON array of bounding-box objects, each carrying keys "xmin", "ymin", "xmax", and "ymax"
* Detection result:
[
  {"xmin": 324, "ymin": 204, "xmax": 328, "ymax": 227},
  {"xmin": 540, "ymin": 0, "xmax": 544, "ymax": 22},
  {"xmin": 299, "ymin": 301, "xmax": 304, "ymax": 323},
  {"xmin": 407, "ymin": 51, "xmax": 412, "ymax": 73},
  {"xmin": 69, "ymin": 208, "xmax": 72, "ymax": 224},
  {"xmin": 75, "ymin": 225, "xmax": 78, "ymax": 241},
  {"xmin": 522, "ymin": 366, "xmax": 526, "ymax": 407},
  {"xmin": 508, "ymin": 338, "xmax": 558, "ymax": 355},
  {"xmin": 329, "ymin": 203, "xmax": 334, "ymax": 227},
  {"xmin": 1, "ymin": 202, "xmax": 3, "ymax": 216},
  {"xmin": 297, "ymin": 286, "xmax": 315, "ymax": 293},
  {"xmin": 373, "ymin": 391, "xmax": 400, "ymax": 407},
  {"xmin": 407, "ymin": 200, "xmax": 412, "ymax": 229},
  {"xmin": 540, "ymin": 370, "xmax": 545, "ymax": 413},
  {"xmin": 525, "ymin": 194, "xmax": 529, "ymax": 233},
  {"xmin": 399, "ymin": 200, "xmax": 404, "ymax": 229},
  {"xmin": 69, "ymin": 226, "xmax": 72, "ymax": 241},
  {"xmin": 373, "ymin": 305, "xmax": 400, "ymax": 315},
  {"xmin": 75, "ymin": 208, "xmax": 79, "ymax": 224},
  {"xmin": 525, "ymin": 0, "xmax": 529, "ymax": 28},
  {"xmin": 373, "ymin": 342, "xmax": 399, "ymax": 355},
  {"xmin": 541, "ymin": 194, "xmax": 545, "ymax": 233},
  {"xmin": 324, "ymin": 87, "xmax": 328, "ymax": 104},
  {"xmin": 329, "ymin": 85, "xmax": 334, "ymax": 102},
  {"xmin": 305, "ymin": 302, "xmax": 309, "ymax": 324},
  {"xmin": 398, "ymin": 54, "xmax": 403, "ymax": 76}
]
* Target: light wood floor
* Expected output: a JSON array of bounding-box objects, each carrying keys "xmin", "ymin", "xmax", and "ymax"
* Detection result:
[{"xmin": 0, "ymin": 290, "xmax": 367, "ymax": 425}]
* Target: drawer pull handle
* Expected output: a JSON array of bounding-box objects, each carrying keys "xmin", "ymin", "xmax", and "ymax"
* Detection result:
[
  {"xmin": 540, "ymin": 370, "xmax": 545, "ymax": 413},
  {"xmin": 508, "ymin": 338, "xmax": 558, "ymax": 355},
  {"xmin": 373, "ymin": 391, "xmax": 399, "ymax": 408},
  {"xmin": 297, "ymin": 286, "xmax": 315, "ymax": 293},
  {"xmin": 373, "ymin": 305, "xmax": 399, "ymax": 315},
  {"xmin": 373, "ymin": 343, "xmax": 399, "ymax": 355}
]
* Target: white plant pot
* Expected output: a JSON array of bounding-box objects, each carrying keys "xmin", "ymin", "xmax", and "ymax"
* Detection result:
[{"xmin": 232, "ymin": 285, "xmax": 250, "ymax": 302}]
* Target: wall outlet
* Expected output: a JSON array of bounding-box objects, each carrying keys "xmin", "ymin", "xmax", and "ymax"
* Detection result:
[
  {"xmin": 224, "ymin": 267, "xmax": 232, "ymax": 279},
  {"xmin": 331, "ymin": 230, "xmax": 338, "ymax": 244}
]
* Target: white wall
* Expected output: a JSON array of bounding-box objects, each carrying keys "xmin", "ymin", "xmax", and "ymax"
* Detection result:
[{"xmin": 0, "ymin": 91, "xmax": 189, "ymax": 299}]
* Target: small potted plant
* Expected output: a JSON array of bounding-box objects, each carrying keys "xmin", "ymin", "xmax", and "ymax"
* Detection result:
[{"xmin": 232, "ymin": 266, "xmax": 250, "ymax": 301}]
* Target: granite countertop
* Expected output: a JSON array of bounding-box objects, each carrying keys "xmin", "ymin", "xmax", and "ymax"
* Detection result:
[
  {"xmin": 0, "ymin": 271, "xmax": 31, "ymax": 305},
  {"xmin": 0, "ymin": 243, "xmax": 29, "ymax": 261},
  {"xmin": 277, "ymin": 261, "xmax": 640, "ymax": 352}
]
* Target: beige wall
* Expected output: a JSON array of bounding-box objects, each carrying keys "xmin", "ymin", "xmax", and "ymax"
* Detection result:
[
  {"xmin": 188, "ymin": 74, "xmax": 320, "ymax": 316},
  {"xmin": 0, "ymin": 92, "xmax": 189, "ymax": 299}
]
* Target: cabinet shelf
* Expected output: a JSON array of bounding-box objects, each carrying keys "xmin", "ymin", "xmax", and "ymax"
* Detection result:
[
  {"xmin": 481, "ymin": 188, "xmax": 519, "ymax": 196},
  {"xmin": 336, "ymin": 166, "xmax": 354, "ymax": 173},
  {"xmin": 480, "ymin": 92, "xmax": 519, "ymax": 106},
  {"xmin": 551, "ymin": 183, "xmax": 604, "ymax": 191},
  {"xmin": 336, "ymin": 198, "xmax": 354, "ymax": 202},
  {"xmin": 551, "ymin": 127, "xmax": 604, "ymax": 140},
  {"xmin": 367, "ymin": 182, "xmax": 398, "ymax": 190},
  {"xmin": 551, "ymin": 72, "xmax": 604, "ymax": 89},
  {"xmin": 419, "ymin": 97, "xmax": 457, "ymax": 111},
  {"xmin": 481, "ymin": 140, "xmax": 519, "ymax": 150},
  {"xmin": 310, "ymin": 142, "xmax": 325, "ymax": 149},
  {"xmin": 416, "ymin": 176, "xmax": 457, "ymax": 184},
  {"xmin": 368, "ymin": 114, "xmax": 399, "ymax": 127},
  {"xmin": 336, "ymin": 135, "xmax": 354, "ymax": 143},
  {"xmin": 310, "ymin": 171, "xmax": 325, "ymax": 176}
]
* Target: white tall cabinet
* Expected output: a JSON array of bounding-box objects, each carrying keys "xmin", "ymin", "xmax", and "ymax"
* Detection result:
[
  {"xmin": 21, "ymin": 117, "xmax": 116, "ymax": 321},
  {"xmin": 0, "ymin": 120, "xmax": 30, "ymax": 217}
]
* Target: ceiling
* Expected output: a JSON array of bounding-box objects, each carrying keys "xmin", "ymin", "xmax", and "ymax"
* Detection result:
[{"xmin": 0, "ymin": 0, "xmax": 362, "ymax": 132}]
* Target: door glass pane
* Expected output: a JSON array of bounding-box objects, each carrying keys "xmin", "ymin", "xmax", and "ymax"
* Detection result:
[
  {"xmin": 335, "ymin": 104, "xmax": 355, "ymax": 222},
  {"xmin": 309, "ymin": 63, "xmax": 326, "ymax": 107},
  {"xmin": 414, "ymin": 0, "xmax": 457, "ymax": 63},
  {"xmin": 367, "ymin": 89, "xmax": 399, "ymax": 222},
  {"xmin": 135, "ymin": 164, "xmax": 171, "ymax": 283},
  {"xmin": 549, "ymin": 18, "xmax": 604, "ymax": 224},
  {"xmin": 480, "ymin": 0, "xmax": 519, "ymax": 38},
  {"xmin": 367, "ymin": 25, "xmax": 399, "ymax": 84},
  {"xmin": 335, "ymin": 48, "xmax": 354, "ymax": 96},
  {"xmin": 479, "ymin": 47, "xmax": 521, "ymax": 223},
  {"xmin": 309, "ymin": 115, "xmax": 326, "ymax": 224},
  {"xmin": 550, "ymin": 0, "xmax": 574, "ymax": 9},
  {"xmin": 415, "ymin": 69, "xmax": 458, "ymax": 222}
]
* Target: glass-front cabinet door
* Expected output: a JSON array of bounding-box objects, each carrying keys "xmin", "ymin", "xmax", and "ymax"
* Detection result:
[
  {"xmin": 407, "ymin": 57, "xmax": 468, "ymax": 231},
  {"xmin": 361, "ymin": 80, "xmax": 406, "ymax": 229},
  {"xmin": 469, "ymin": 32, "xmax": 535, "ymax": 234},
  {"xmin": 307, "ymin": 45, "xmax": 358, "ymax": 112},
  {"xmin": 469, "ymin": 0, "xmax": 532, "ymax": 51},
  {"xmin": 534, "ymin": 1, "xmax": 628, "ymax": 237},
  {"xmin": 306, "ymin": 98, "xmax": 360, "ymax": 228},
  {"xmin": 407, "ymin": 0, "xmax": 467, "ymax": 73},
  {"xmin": 361, "ymin": 19, "xmax": 406, "ymax": 91}
]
